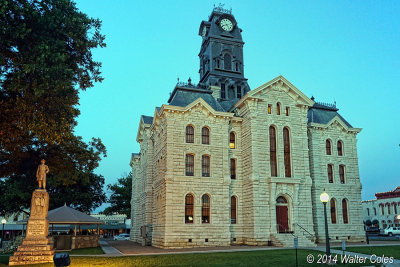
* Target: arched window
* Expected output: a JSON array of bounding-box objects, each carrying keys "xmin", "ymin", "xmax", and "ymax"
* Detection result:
[
  {"xmin": 342, "ymin": 199, "xmax": 349, "ymax": 224},
  {"xmin": 283, "ymin": 127, "xmax": 291, "ymax": 177},
  {"xmin": 216, "ymin": 59, "xmax": 221, "ymax": 69},
  {"xmin": 387, "ymin": 204, "xmax": 391, "ymax": 215},
  {"xmin": 229, "ymin": 132, "xmax": 236, "ymax": 149},
  {"xmin": 202, "ymin": 194, "xmax": 210, "ymax": 223},
  {"xmin": 231, "ymin": 196, "xmax": 237, "ymax": 224},
  {"xmin": 285, "ymin": 107, "xmax": 290, "ymax": 116},
  {"xmin": 185, "ymin": 154, "xmax": 194, "ymax": 176},
  {"xmin": 276, "ymin": 103, "xmax": 281, "ymax": 115},
  {"xmin": 269, "ymin": 126, "xmax": 277, "ymax": 177},
  {"xmin": 202, "ymin": 155, "xmax": 210, "ymax": 177},
  {"xmin": 337, "ymin": 140, "xmax": 343, "ymax": 156},
  {"xmin": 326, "ymin": 140, "xmax": 332, "ymax": 155},
  {"xmin": 276, "ymin": 196, "xmax": 287, "ymax": 204},
  {"xmin": 224, "ymin": 53, "xmax": 231, "ymax": 70},
  {"xmin": 186, "ymin": 125, "xmax": 194, "ymax": 143},
  {"xmin": 230, "ymin": 158, "xmax": 236, "ymax": 179},
  {"xmin": 367, "ymin": 208, "xmax": 370, "ymax": 216},
  {"xmin": 268, "ymin": 104, "xmax": 272, "ymax": 114},
  {"xmin": 202, "ymin": 127, "xmax": 210, "ymax": 144},
  {"xmin": 236, "ymin": 85, "xmax": 242, "ymax": 98},
  {"xmin": 374, "ymin": 207, "xmax": 377, "ymax": 216},
  {"xmin": 381, "ymin": 205, "xmax": 385, "ymax": 215},
  {"xmin": 394, "ymin": 203, "xmax": 398, "ymax": 214},
  {"xmin": 185, "ymin": 194, "xmax": 194, "ymax": 223},
  {"xmin": 328, "ymin": 164, "xmax": 333, "ymax": 183},
  {"xmin": 339, "ymin": 165, "xmax": 345, "ymax": 184},
  {"xmin": 221, "ymin": 83, "xmax": 226, "ymax": 98},
  {"xmin": 330, "ymin": 198, "xmax": 337, "ymax": 224}
]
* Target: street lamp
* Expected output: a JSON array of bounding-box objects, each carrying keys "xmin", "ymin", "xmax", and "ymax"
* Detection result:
[
  {"xmin": 320, "ymin": 192, "xmax": 330, "ymax": 256},
  {"xmin": 1, "ymin": 219, "xmax": 6, "ymax": 249}
]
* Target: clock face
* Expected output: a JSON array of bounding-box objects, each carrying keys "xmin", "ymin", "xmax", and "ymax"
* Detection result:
[
  {"xmin": 202, "ymin": 26, "xmax": 207, "ymax": 37},
  {"xmin": 220, "ymin": 18, "xmax": 233, "ymax": 32}
]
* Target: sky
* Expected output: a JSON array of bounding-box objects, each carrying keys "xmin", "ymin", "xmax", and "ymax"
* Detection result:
[{"xmin": 73, "ymin": 0, "xmax": 400, "ymax": 209}]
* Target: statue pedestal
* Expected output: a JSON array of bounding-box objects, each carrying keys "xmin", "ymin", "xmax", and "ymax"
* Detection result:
[{"xmin": 9, "ymin": 189, "xmax": 54, "ymax": 265}]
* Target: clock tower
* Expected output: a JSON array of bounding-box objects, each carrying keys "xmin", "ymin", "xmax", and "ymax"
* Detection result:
[{"xmin": 198, "ymin": 6, "xmax": 250, "ymax": 102}]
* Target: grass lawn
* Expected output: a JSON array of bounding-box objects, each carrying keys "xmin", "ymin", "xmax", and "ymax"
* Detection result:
[
  {"xmin": 0, "ymin": 249, "xmax": 381, "ymax": 267},
  {"xmin": 69, "ymin": 246, "xmax": 104, "ymax": 255},
  {"xmin": 335, "ymin": 245, "xmax": 400, "ymax": 260}
]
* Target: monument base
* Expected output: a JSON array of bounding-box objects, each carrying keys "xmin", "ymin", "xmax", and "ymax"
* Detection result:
[{"xmin": 8, "ymin": 189, "xmax": 55, "ymax": 265}]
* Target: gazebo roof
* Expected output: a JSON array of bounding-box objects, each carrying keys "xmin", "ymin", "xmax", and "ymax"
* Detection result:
[{"xmin": 48, "ymin": 205, "xmax": 104, "ymax": 225}]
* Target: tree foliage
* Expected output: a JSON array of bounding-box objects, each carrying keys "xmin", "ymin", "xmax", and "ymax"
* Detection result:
[
  {"xmin": 104, "ymin": 173, "xmax": 132, "ymax": 218},
  {"xmin": 0, "ymin": 0, "xmax": 107, "ymax": 215}
]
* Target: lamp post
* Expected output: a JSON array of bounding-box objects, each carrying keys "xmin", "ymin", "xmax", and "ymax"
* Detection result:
[
  {"xmin": 1, "ymin": 219, "xmax": 6, "ymax": 249},
  {"xmin": 320, "ymin": 192, "xmax": 330, "ymax": 257}
]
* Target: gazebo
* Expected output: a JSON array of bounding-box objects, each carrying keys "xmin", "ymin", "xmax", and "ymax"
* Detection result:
[{"xmin": 47, "ymin": 205, "xmax": 104, "ymax": 250}]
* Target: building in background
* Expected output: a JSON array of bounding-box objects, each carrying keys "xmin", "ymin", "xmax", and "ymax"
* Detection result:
[
  {"xmin": 130, "ymin": 6, "xmax": 365, "ymax": 248},
  {"xmin": 90, "ymin": 213, "xmax": 130, "ymax": 237},
  {"xmin": 362, "ymin": 186, "xmax": 400, "ymax": 229}
]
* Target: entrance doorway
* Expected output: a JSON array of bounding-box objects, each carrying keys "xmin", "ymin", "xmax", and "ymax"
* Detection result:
[{"xmin": 276, "ymin": 196, "xmax": 289, "ymax": 233}]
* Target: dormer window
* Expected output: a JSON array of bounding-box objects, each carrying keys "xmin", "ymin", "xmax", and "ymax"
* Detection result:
[
  {"xmin": 224, "ymin": 54, "xmax": 231, "ymax": 70},
  {"xmin": 236, "ymin": 86, "xmax": 242, "ymax": 98},
  {"xmin": 221, "ymin": 83, "xmax": 226, "ymax": 99}
]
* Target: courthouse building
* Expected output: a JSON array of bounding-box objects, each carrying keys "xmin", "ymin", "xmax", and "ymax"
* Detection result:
[{"xmin": 130, "ymin": 7, "xmax": 365, "ymax": 248}]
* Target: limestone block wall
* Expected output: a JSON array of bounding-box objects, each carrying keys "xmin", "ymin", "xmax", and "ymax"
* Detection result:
[{"xmin": 308, "ymin": 125, "xmax": 365, "ymax": 242}]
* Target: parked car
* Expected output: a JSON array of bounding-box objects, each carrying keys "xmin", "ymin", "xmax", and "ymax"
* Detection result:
[
  {"xmin": 113, "ymin": 234, "xmax": 130, "ymax": 240},
  {"xmin": 381, "ymin": 227, "xmax": 400, "ymax": 236},
  {"xmin": 366, "ymin": 226, "xmax": 380, "ymax": 234}
]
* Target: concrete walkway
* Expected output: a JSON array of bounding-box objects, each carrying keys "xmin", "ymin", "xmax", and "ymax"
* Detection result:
[
  {"xmin": 99, "ymin": 240, "xmax": 122, "ymax": 256},
  {"xmin": 310, "ymin": 246, "xmax": 400, "ymax": 267}
]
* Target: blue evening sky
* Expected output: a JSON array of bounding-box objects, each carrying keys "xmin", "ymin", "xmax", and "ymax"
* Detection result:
[{"xmin": 74, "ymin": 0, "xmax": 400, "ymax": 207}]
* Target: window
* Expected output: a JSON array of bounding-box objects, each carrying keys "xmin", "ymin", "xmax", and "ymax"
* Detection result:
[
  {"xmin": 387, "ymin": 204, "xmax": 391, "ymax": 215},
  {"xmin": 283, "ymin": 127, "xmax": 291, "ymax": 177},
  {"xmin": 268, "ymin": 104, "xmax": 272, "ymax": 114},
  {"xmin": 330, "ymin": 198, "xmax": 337, "ymax": 224},
  {"xmin": 339, "ymin": 165, "xmax": 345, "ymax": 184},
  {"xmin": 229, "ymin": 132, "xmax": 236, "ymax": 149},
  {"xmin": 269, "ymin": 126, "xmax": 277, "ymax": 177},
  {"xmin": 285, "ymin": 107, "xmax": 290, "ymax": 116},
  {"xmin": 185, "ymin": 154, "xmax": 194, "ymax": 176},
  {"xmin": 337, "ymin": 140, "xmax": 343, "ymax": 156},
  {"xmin": 394, "ymin": 204, "xmax": 398, "ymax": 214},
  {"xmin": 326, "ymin": 140, "xmax": 332, "ymax": 155},
  {"xmin": 367, "ymin": 208, "xmax": 370, "ymax": 216},
  {"xmin": 231, "ymin": 196, "xmax": 237, "ymax": 224},
  {"xmin": 276, "ymin": 103, "xmax": 281, "ymax": 115},
  {"xmin": 328, "ymin": 164, "xmax": 333, "ymax": 183},
  {"xmin": 235, "ymin": 62, "xmax": 239, "ymax": 72},
  {"xmin": 342, "ymin": 199, "xmax": 348, "ymax": 224},
  {"xmin": 202, "ymin": 127, "xmax": 210, "ymax": 144},
  {"xmin": 202, "ymin": 155, "xmax": 210, "ymax": 177},
  {"xmin": 186, "ymin": 125, "xmax": 194, "ymax": 143},
  {"xmin": 202, "ymin": 194, "xmax": 210, "ymax": 223},
  {"xmin": 381, "ymin": 205, "xmax": 384, "ymax": 215},
  {"xmin": 224, "ymin": 53, "xmax": 231, "ymax": 70},
  {"xmin": 374, "ymin": 207, "xmax": 377, "ymax": 216},
  {"xmin": 236, "ymin": 85, "xmax": 242, "ymax": 98},
  {"xmin": 216, "ymin": 59, "xmax": 221, "ymax": 69},
  {"xmin": 185, "ymin": 194, "xmax": 194, "ymax": 223},
  {"xmin": 221, "ymin": 83, "xmax": 226, "ymax": 99},
  {"xmin": 230, "ymin": 158, "xmax": 236, "ymax": 179}
]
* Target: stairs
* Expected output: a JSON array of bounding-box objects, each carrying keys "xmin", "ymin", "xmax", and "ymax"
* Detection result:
[{"xmin": 271, "ymin": 231, "xmax": 316, "ymax": 248}]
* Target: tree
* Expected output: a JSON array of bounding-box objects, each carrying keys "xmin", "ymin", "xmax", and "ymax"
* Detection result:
[
  {"xmin": 104, "ymin": 173, "xmax": 132, "ymax": 218},
  {"xmin": 0, "ymin": 0, "xmax": 107, "ymax": 215}
]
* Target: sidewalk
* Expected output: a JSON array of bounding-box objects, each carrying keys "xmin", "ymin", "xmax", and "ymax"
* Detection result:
[{"xmin": 99, "ymin": 240, "xmax": 122, "ymax": 256}]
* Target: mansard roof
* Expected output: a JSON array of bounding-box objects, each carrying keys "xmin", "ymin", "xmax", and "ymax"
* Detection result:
[
  {"xmin": 141, "ymin": 115, "xmax": 153, "ymax": 125},
  {"xmin": 168, "ymin": 88, "xmax": 226, "ymax": 112},
  {"xmin": 307, "ymin": 102, "xmax": 352, "ymax": 128}
]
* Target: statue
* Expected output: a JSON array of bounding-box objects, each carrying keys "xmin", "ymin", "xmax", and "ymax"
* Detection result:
[{"xmin": 36, "ymin": 159, "xmax": 49, "ymax": 189}]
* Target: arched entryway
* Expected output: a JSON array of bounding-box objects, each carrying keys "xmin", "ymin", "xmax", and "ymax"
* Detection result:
[{"xmin": 276, "ymin": 196, "xmax": 289, "ymax": 233}]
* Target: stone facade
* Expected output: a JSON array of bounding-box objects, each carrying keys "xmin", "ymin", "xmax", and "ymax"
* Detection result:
[
  {"xmin": 362, "ymin": 187, "xmax": 400, "ymax": 229},
  {"xmin": 130, "ymin": 8, "xmax": 365, "ymax": 248}
]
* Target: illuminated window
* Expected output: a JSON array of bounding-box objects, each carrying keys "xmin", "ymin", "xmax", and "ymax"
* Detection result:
[
  {"xmin": 186, "ymin": 125, "xmax": 194, "ymax": 143},
  {"xmin": 328, "ymin": 164, "xmax": 333, "ymax": 183},
  {"xmin": 202, "ymin": 195, "xmax": 210, "ymax": 223},
  {"xmin": 202, "ymin": 155, "xmax": 210, "ymax": 177},
  {"xmin": 337, "ymin": 140, "xmax": 343, "ymax": 156},
  {"xmin": 185, "ymin": 194, "xmax": 194, "ymax": 223},
  {"xmin": 185, "ymin": 154, "xmax": 194, "ymax": 176},
  {"xmin": 326, "ymin": 140, "xmax": 332, "ymax": 155},
  {"xmin": 231, "ymin": 196, "xmax": 237, "ymax": 224},
  {"xmin": 330, "ymin": 198, "xmax": 337, "ymax": 224},
  {"xmin": 269, "ymin": 126, "xmax": 277, "ymax": 177},
  {"xmin": 230, "ymin": 158, "xmax": 236, "ymax": 179},
  {"xmin": 268, "ymin": 104, "xmax": 272, "ymax": 114},
  {"xmin": 283, "ymin": 127, "xmax": 291, "ymax": 177},
  {"xmin": 285, "ymin": 107, "xmax": 290, "ymax": 116},
  {"xmin": 342, "ymin": 199, "xmax": 349, "ymax": 224},
  {"xmin": 229, "ymin": 132, "xmax": 236, "ymax": 149},
  {"xmin": 202, "ymin": 127, "xmax": 210, "ymax": 144},
  {"xmin": 339, "ymin": 165, "xmax": 345, "ymax": 184},
  {"xmin": 276, "ymin": 103, "xmax": 281, "ymax": 115}
]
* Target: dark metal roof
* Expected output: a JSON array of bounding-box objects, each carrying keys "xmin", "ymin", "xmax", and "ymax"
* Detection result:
[
  {"xmin": 47, "ymin": 205, "xmax": 104, "ymax": 225},
  {"xmin": 308, "ymin": 104, "xmax": 352, "ymax": 128},
  {"xmin": 219, "ymin": 99, "xmax": 239, "ymax": 112},
  {"xmin": 141, "ymin": 115, "xmax": 153, "ymax": 124},
  {"xmin": 131, "ymin": 153, "xmax": 140, "ymax": 157},
  {"xmin": 169, "ymin": 89, "xmax": 226, "ymax": 112}
]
